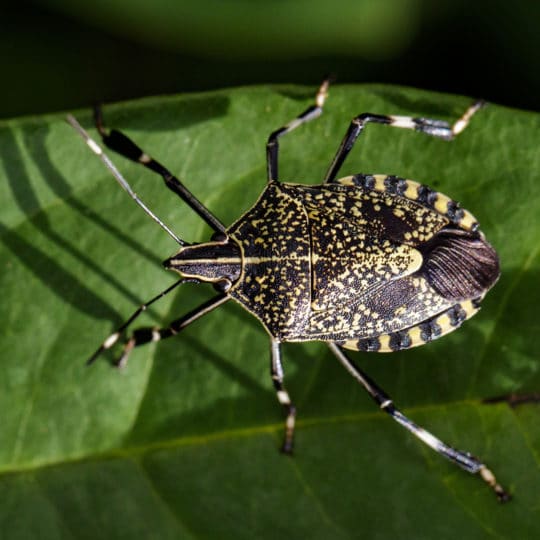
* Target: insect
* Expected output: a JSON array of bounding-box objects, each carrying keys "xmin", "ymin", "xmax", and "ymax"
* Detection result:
[{"xmin": 68, "ymin": 80, "xmax": 509, "ymax": 501}]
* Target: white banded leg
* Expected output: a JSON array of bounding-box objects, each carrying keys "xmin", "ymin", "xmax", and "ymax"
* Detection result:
[
  {"xmin": 87, "ymin": 107, "xmax": 226, "ymax": 235},
  {"xmin": 270, "ymin": 339, "xmax": 297, "ymax": 454},
  {"xmin": 267, "ymin": 78, "xmax": 331, "ymax": 182},
  {"xmin": 67, "ymin": 115, "xmax": 186, "ymax": 245},
  {"xmin": 328, "ymin": 343, "xmax": 510, "ymax": 502},
  {"xmin": 88, "ymin": 282, "xmax": 228, "ymax": 368},
  {"xmin": 324, "ymin": 100, "xmax": 485, "ymax": 183},
  {"xmin": 113, "ymin": 293, "xmax": 230, "ymax": 369}
]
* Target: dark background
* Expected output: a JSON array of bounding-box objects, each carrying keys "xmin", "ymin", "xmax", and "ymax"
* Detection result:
[{"xmin": 2, "ymin": 0, "xmax": 539, "ymax": 119}]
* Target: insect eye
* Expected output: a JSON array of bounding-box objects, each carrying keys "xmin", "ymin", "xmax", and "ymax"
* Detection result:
[
  {"xmin": 213, "ymin": 278, "xmax": 232, "ymax": 293},
  {"xmin": 211, "ymin": 232, "xmax": 229, "ymax": 243}
]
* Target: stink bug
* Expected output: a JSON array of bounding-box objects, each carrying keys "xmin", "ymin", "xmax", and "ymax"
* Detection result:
[{"xmin": 68, "ymin": 80, "xmax": 509, "ymax": 501}]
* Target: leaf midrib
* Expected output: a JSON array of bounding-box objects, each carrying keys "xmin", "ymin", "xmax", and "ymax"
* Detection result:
[{"xmin": 0, "ymin": 398, "xmax": 509, "ymax": 477}]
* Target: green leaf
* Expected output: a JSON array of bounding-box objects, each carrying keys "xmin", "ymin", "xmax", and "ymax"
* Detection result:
[
  {"xmin": 1, "ymin": 84, "xmax": 539, "ymax": 539},
  {"xmin": 32, "ymin": 0, "xmax": 420, "ymax": 59}
]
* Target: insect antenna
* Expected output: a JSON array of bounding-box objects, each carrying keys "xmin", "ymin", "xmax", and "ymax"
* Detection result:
[{"xmin": 67, "ymin": 114, "xmax": 186, "ymax": 246}]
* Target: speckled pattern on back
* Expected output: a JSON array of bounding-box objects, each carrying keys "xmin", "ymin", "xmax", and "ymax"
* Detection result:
[{"xmin": 226, "ymin": 174, "xmax": 497, "ymax": 351}]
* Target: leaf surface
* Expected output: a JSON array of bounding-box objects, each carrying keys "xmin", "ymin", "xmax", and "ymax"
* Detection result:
[{"xmin": 1, "ymin": 85, "xmax": 540, "ymax": 539}]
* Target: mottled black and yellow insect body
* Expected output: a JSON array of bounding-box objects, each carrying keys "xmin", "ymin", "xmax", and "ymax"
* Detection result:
[
  {"xmin": 68, "ymin": 80, "xmax": 509, "ymax": 501},
  {"xmin": 215, "ymin": 175, "xmax": 498, "ymax": 354}
]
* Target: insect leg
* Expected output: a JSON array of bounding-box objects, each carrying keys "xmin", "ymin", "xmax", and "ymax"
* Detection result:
[
  {"xmin": 324, "ymin": 100, "xmax": 485, "ymax": 183},
  {"xmin": 328, "ymin": 343, "xmax": 510, "ymax": 502},
  {"xmin": 68, "ymin": 114, "xmax": 185, "ymax": 245},
  {"xmin": 270, "ymin": 339, "xmax": 297, "ymax": 454},
  {"xmin": 93, "ymin": 107, "xmax": 226, "ymax": 234},
  {"xmin": 266, "ymin": 78, "xmax": 331, "ymax": 182},
  {"xmin": 88, "ymin": 283, "xmax": 228, "ymax": 368}
]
